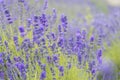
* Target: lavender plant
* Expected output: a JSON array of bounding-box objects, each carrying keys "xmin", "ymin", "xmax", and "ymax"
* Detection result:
[{"xmin": 0, "ymin": 0, "xmax": 120, "ymax": 80}]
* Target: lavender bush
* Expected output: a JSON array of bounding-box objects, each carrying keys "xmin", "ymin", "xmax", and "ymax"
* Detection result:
[{"xmin": 0, "ymin": 0, "xmax": 120, "ymax": 80}]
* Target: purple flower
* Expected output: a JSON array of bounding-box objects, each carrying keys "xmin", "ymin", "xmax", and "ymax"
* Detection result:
[
  {"xmin": 4, "ymin": 41, "xmax": 9, "ymax": 50},
  {"xmin": 97, "ymin": 49, "xmax": 102, "ymax": 64},
  {"xmin": 50, "ymin": 43, "xmax": 56, "ymax": 51},
  {"xmin": 39, "ymin": 14, "xmax": 48, "ymax": 29},
  {"xmin": 98, "ymin": 59, "xmax": 117, "ymax": 80},
  {"xmin": 33, "ymin": 26, "xmax": 44, "ymax": 44},
  {"xmin": 77, "ymin": 53, "xmax": 82, "ymax": 64},
  {"xmin": 59, "ymin": 66, "xmax": 64, "ymax": 76},
  {"xmin": 90, "ymin": 35, "xmax": 94, "ymax": 42},
  {"xmin": 50, "ymin": 67, "xmax": 55, "ymax": 76},
  {"xmin": 41, "ymin": 64, "xmax": 46, "ymax": 71},
  {"xmin": 19, "ymin": 26, "xmax": 25, "ymax": 33},
  {"xmin": 18, "ymin": 0, "xmax": 24, "ymax": 3},
  {"xmin": 33, "ymin": 16, "xmax": 39, "ymax": 27},
  {"xmin": 46, "ymin": 56, "xmax": 52, "ymax": 63},
  {"xmin": 8, "ymin": 19, "xmax": 13, "ymax": 24},
  {"xmin": 4, "ymin": 10, "xmax": 10, "ymax": 17},
  {"xmin": 43, "ymin": 0, "xmax": 48, "ymax": 10},
  {"xmin": 13, "ymin": 36, "xmax": 18, "ymax": 41},
  {"xmin": 59, "ymin": 66, "xmax": 64, "ymax": 72},
  {"xmin": 37, "ymin": 60, "xmax": 41, "ymax": 66},
  {"xmin": 0, "ymin": 0, "xmax": 3, "ymax": 3},
  {"xmin": 14, "ymin": 56, "xmax": 21, "ymax": 62},
  {"xmin": 19, "ymin": 26, "xmax": 26, "ymax": 36},
  {"xmin": 60, "ymin": 14, "xmax": 68, "ymax": 32},
  {"xmin": 51, "ymin": 33, "xmax": 56, "ymax": 40},
  {"xmin": 0, "ymin": 71, "xmax": 4, "ymax": 79},
  {"xmin": 52, "ymin": 54, "xmax": 59, "ymax": 63},
  {"xmin": 3, "ymin": 9, "xmax": 13, "ymax": 24},
  {"xmin": 0, "ymin": 58, "xmax": 3, "ymax": 64},
  {"xmin": 68, "ymin": 37, "xmax": 74, "ymax": 48},
  {"xmin": 51, "ymin": 8, "xmax": 57, "ymax": 24},
  {"xmin": 97, "ymin": 49, "xmax": 102, "ymax": 58},
  {"xmin": 89, "ymin": 62, "xmax": 93, "ymax": 71},
  {"xmin": 0, "ymin": 36, "xmax": 3, "ymax": 46},
  {"xmin": 57, "ymin": 37, "xmax": 64, "ymax": 47},
  {"xmin": 81, "ymin": 29, "xmax": 87, "ymax": 39},
  {"xmin": 76, "ymin": 31, "xmax": 81, "ymax": 41},
  {"xmin": 52, "ymin": 8, "xmax": 57, "ymax": 18},
  {"xmin": 61, "ymin": 14, "xmax": 67, "ymax": 23},
  {"xmin": 21, "ymin": 38, "xmax": 32, "ymax": 52},
  {"xmin": 14, "ymin": 56, "xmax": 18, "ymax": 62},
  {"xmin": 34, "ymin": 16, "xmax": 39, "ymax": 22},
  {"xmin": 58, "ymin": 25, "xmax": 62, "ymax": 33},
  {"xmin": 15, "ymin": 62, "xmax": 25, "ymax": 73},
  {"xmin": 7, "ymin": 54, "xmax": 11, "ymax": 63},
  {"xmin": 13, "ymin": 36, "xmax": 19, "ymax": 50},
  {"xmin": 67, "ymin": 62, "xmax": 71, "ymax": 69},
  {"xmin": 40, "ymin": 71, "xmax": 46, "ymax": 80},
  {"xmin": 26, "ymin": 18, "xmax": 32, "ymax": 31}
]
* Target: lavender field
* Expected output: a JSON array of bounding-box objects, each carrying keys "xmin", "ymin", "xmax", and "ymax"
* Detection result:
[{"xmin": 0, "ymin": 0, "xmax": 120, "ymax": 80}]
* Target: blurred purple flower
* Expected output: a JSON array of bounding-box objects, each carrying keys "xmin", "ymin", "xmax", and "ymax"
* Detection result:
[{"xmin": 40, "ymin": 71, "xmax": 46, "ymax": 80}]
